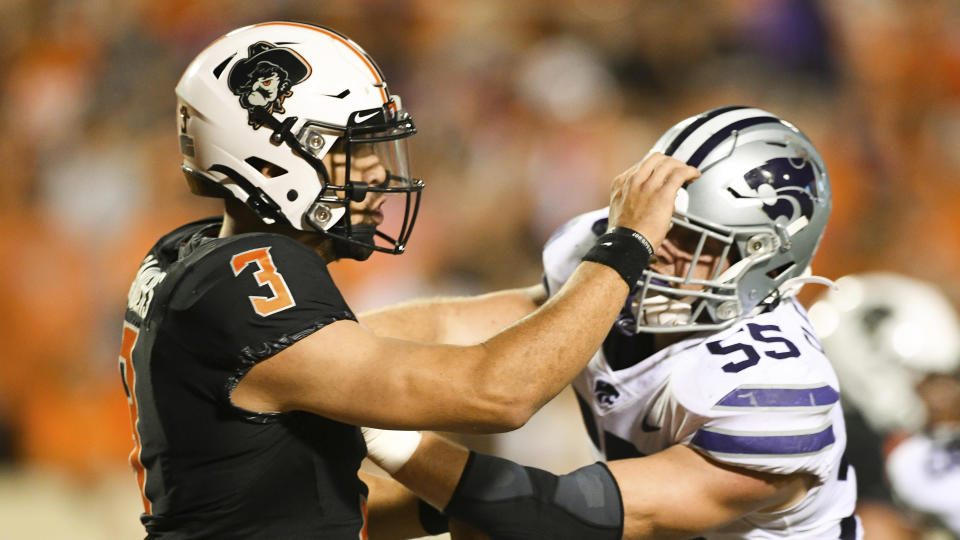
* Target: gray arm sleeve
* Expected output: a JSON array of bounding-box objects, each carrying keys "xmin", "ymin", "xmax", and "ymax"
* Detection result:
[{"xmin": 444, "ymin": 451, "xmax": 624, "ymax": 540}]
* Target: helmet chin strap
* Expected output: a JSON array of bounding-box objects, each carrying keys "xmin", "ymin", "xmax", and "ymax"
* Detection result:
[
  {"xmin": 635, "ymin": 266, "xmax": 837, "ymax": 331},
  {"xmin": 759, "ymin": 269, "xmax": 836, "ymax": 311},
  {"xmin": 748, "ymin": 268, "xmax": 837, "ymax": 318},
  {"xmin": 329, "ymin": 223, "xmax": 376, "ymax": 261},
  {"xmin": 777, "ymin": 271, "xmax": 837, "ymax": 296}
]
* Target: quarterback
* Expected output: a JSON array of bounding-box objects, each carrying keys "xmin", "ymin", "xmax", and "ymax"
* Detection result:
[
  {"xmin": 364, "ymin": 106, "xmax": 861, "ymax": 539},
  {"xmin": 118, "ymin": 21, "xmax": 691, "ymax": 538}
]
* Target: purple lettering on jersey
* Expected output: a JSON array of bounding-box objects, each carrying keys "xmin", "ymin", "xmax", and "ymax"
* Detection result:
[
  {"xmin": 715, "ymin": 385, "xmax": 839, "ymax": 408},
  {"xmin": 691, "ymin": 425, "xmax": 835, "ymax": 455}
]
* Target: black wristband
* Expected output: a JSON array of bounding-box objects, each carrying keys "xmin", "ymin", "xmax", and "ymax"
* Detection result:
[
  {"xmin": 581, "ymin": 226, "xmax": 654, "ymax": 288},
  {"xmin": 418, "ymin": 498, "xmax": 450, "ymax": 535}
]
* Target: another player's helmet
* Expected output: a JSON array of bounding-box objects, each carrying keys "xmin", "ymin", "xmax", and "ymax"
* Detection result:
[
  {"xmin": 627, "ymin": 106, "xmax": 832, "ymax": 333},
  {"xmin": 809, "ymin": 273, "xmax": 960, "ymax": 432},
  {"xmin": 175, "ymin": 22, "xmax": 422, "ymax": 257}
]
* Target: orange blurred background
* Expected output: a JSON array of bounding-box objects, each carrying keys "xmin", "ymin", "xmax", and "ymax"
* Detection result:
[{"xmin": 1, "ymin": 0, "xmax": 959, "ymax": 536}]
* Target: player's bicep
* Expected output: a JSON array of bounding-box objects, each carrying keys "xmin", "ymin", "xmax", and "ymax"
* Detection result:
[
  {"xmin": 610, "ymin": 444, "xmax": 811, "ymax": 539},
  {"xmin": 231, "ymin": 319, "xmax": 493, "ymax": 429}
]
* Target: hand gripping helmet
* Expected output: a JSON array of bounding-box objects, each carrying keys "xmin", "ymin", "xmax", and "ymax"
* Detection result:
[
  {"xmin": 809, "ymin": 273, "xmax": 960, "ymax": 432},
  {"xmin": 175, "ymin": 22, "xmax": 422, "ymax": 258},
  {"xmin": 627, "ymin": 105, "xmax": 832, "ymax": 333}
]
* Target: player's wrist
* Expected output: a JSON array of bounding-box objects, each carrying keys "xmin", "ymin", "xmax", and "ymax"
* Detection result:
[
  {"xmin": 361, "ymin": 427, "xmax": 423, "ymax": 474},
  {"xmin": 581, "ymin": 226, "xmax": 654, "ymax": 288}
]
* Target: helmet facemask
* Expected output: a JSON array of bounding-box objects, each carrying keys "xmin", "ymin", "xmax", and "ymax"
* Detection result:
[
  {"xmin": 625, "ymin": 210, "xmax": 784, "ymax": 334},
  {"xmin": 250, "ymin": 102, "xmax": 422, "ymax": 259}
]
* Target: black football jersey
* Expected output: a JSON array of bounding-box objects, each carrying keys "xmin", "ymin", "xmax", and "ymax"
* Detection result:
[{"xmin": 119, "ymin": 217, "xmax": 368, "ymax": 539}]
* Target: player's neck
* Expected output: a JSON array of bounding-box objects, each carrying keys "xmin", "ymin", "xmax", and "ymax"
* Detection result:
[{"xmin": 219, "ymin": 199, "xmax": 338, "ymax": 262}]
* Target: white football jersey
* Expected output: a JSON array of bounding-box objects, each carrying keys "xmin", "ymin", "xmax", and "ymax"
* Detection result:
[
  {"xmin": 544, "ymin": 209, "xmax": 860, "ymax": 540},
  {"xmin": 886, "ymin": 431, "xmax": 960, "ymax": 535}
]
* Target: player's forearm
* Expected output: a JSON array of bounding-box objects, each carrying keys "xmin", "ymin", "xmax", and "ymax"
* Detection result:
[
  {"xmin": 611, "ymin": 445, "xmax": 812, "ymax": 539},
  {"xmin": 359, "ymin": 286, "xmax": 543, "ymax": 345},
  {"xmin": 373, "ymin": 431, "xmax": 624, "ymax": 540},
  {"xmin": 361, "ymin": 472, "xmax": 430, "ymax": 539},
  {"xmin": 473, "ymin": 262, "xmax": 628, "ymax": 422},
  {"xmin": 388, "ymin": 432, "xmax": 472, "ymax": 510}
]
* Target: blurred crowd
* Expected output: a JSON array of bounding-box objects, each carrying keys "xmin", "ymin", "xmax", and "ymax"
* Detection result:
[{"xmin": 1, "ymin": 0, "xmax": 959, "ymax": 537}]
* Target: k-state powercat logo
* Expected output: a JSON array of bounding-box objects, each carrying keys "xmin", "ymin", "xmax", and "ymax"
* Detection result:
[
  {"xmin": 594, "ymin": 379, "xmax": 620, "ymax": 408},
  {"xmin": 228, "ymin": 41, "xmax": 312, "ymax": 129},
  {"xmin": 738, "ymin": 157, "xmax": 821, "ymax": 222}
]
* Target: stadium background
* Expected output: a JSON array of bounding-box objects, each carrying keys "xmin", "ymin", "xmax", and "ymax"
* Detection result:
[{"xmin": 1, "ymin": 0, "xmax": 959, "ymax": 537}]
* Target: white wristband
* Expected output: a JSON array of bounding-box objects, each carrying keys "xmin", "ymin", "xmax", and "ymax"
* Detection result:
[{"xmin": 361, "ymin": 427, "xmax": 423, "ymax": 474}]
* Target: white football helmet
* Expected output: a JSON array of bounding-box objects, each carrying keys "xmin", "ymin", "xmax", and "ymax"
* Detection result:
[
  {"xmin": 175, "ymin": 22, "xmax": 422, "ymax": 258},
  {"xmin": 625, "ymin": 106, "xmax": 832, "ymax": 333},
  {"xmin": 809, "ymin": 273, "xmax": 960, "ymax": 432}
]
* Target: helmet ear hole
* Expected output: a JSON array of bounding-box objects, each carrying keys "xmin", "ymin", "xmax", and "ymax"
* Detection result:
[
  {"xmin": 244, "ymin": 157, "xmax": 288, "ymax": 178},
  {"xmin": 765, "ymin": 262, "xmax": 794, "ymax": 280},
  {"xmin": 182, "ymin": 166, "xmax": 233, "ymax": 198}
]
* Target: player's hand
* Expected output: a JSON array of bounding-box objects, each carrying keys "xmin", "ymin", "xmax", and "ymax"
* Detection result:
[{"xmin": 608, "ymin": 152, "xmax": 699, "ymax": 250}]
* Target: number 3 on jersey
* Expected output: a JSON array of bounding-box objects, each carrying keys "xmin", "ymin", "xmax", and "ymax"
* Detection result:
[{"xmin": 230, "ymin": 247, "xmax": 296, "ymax": 317}]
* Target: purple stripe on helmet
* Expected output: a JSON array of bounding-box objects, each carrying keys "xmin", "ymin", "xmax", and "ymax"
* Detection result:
[
  {"xmin": 692, "ymin": 425, "xmax": 835, "ymax": 455},
  {"xmin": 715, "ymin": 385, "xmax": 839, "ymax": 408},
  {"xmin": 686, "ymin": 116, "xmax": 782, "ymax": 168},
  {"xmin": 664, "ymin": 105, "xmax": 749, "ymax": 157}
]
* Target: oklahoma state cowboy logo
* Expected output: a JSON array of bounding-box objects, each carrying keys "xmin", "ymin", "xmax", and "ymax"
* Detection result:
[{"xmin": 228, "ymin": 41, "xmax": 312, "ymax": 129}]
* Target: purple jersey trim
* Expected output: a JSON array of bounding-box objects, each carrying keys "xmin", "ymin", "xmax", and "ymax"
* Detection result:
[
  {"xmin": 692, "ymin": 425, "xmax": 835, "ymax": 455},
  {"xmin": 715, "ymin": 385, "xmax": 839, "ymax": 408}
]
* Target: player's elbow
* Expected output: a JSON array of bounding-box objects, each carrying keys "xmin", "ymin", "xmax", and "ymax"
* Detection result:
[
  {"xmin": 468, "ymin": 397, "xmax": 536, "ymax": 433},
  {"xmin": 451, "ymin": 344, "xmax": 546, "ymax": 432},
  {"xmin": 492, "ymin": 398, "xmax": 538, "ymax": 432},
  {"xmin": 469, "ymin": 376, "xmax": 540, "ymax": 432}
]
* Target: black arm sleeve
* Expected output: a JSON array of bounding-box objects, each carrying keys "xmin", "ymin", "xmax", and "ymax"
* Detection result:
[{"xmin": 444, "ymin": 452, "xmax": 624, "ymax": 540}]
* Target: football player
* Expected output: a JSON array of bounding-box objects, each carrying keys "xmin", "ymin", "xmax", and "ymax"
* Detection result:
[
  {"xmin": 886, "ymin": 373, "xmax": 960, "ymax": 537},
  {"xmin": 119, "ymin": 22, "xmax": 692, "ymax": 538},
  {"xmin": 811, "ymin": 273, "xmax": 960, "ymax": 537},
  {"xmin": 362, "ymin": 106, "xmax": 862, "ymax": 539}
]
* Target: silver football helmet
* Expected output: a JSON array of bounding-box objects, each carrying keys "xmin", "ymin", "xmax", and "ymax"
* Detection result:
[
  {"xmin": 809, "ymin": 273, "xmax": 960, "ymax": 432},
  {"xmin": 627, "ymin": 106, "xmax": 832, "ymax": 333},
  {"xmin": 175, "ymin": 22, "xmax": 422, "ymax": 258}
]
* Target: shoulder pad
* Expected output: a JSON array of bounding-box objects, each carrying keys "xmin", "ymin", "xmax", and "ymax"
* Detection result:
[
  {"xmin": 167, "ymin": 232, "xmax": 334, "ymax": 315},
  {"xmin": 542, "ymin": 207, "xmax": 609, "ymax": 297}
]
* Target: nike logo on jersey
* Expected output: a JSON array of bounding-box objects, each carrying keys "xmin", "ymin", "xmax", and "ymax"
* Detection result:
[{"xmin": 640, "ymin": 413, "xmax": 661, "ymax": 432}]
